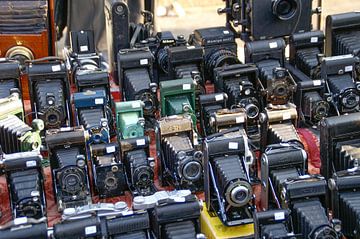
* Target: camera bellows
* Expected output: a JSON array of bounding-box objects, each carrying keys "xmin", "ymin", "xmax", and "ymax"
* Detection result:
[
  {"xmin": 163, "ymin": 221, "xmax": 197, "ymax": 239},
  {"xmin": 0, "ymin": 115, "xmax": 42, "ymax": 153},
  {"xmin": 79, "ymin": 108, "xmax": 105, "ymax": 129},
  {"xmin": 9, "ymin": 169, "xmax": 44, "ymax": 219},
  {"xmin": 268, "ymin": 123, "xmax": 301, "ymax": 143},
  {"xmin": 213, "ymin": 155, "xmax": 252, "ymax": 207},
  {"xmin": 292, "ymin": 200, "xmax": 338, "ymax": 239}
]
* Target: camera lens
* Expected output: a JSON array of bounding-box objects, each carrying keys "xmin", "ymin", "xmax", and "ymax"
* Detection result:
[
  {"xmin": 105, "ymin": 176, "xmax": 117, "ymax": 188},
  {"xmin": 342, "ymin": 92, "xmax": 360, "ymax": 109},
  {"xmin": 245, "ymin": 103, "xmax": 260, "ymax": 119},
  {"xmin": 157, "ymin": 48, "xmax": 169, "ymax": 73},
  {"xmin": 230, "ymin": 185, "xmax": 250, "ymax": 206},
  {"xmin": 182, "ymin": 161, "xmax": 202, "ymax": 181},
  {"xmin": 205, "ymin": 49, "xmax": 239, "ymax": 82},
  {"xmin": 60, "ymin": 167, "xmax": 84, "ymax": 194},
  {"xmin": 274, "ymin": 83, "xmax": 288, "ymax": 97},
  {"xmin": 272, "ymin": 0, "xmax": 298, "ymax": 20},
  {"xmin": 314, "ymin": 101, "xmax": 329, "ymax": 120}
]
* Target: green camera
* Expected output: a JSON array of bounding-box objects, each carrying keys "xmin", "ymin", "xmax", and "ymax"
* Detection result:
[
  {"xmin": 0, "ymin": 91, "xmax": 24, "ymax": 120},
  {"xmin": 115, "ymin": 100, "xmax": 145, "ymax": 140},
  {"xmin": 160, "ymin": 78, "xmax": 196, "ymax": 126}
]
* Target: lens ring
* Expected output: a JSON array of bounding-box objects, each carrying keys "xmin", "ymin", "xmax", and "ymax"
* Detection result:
[
  {"xmin": 182, "ymin": 161, "xmax": 202, "ymax": 181},
  {"xmin": 225, "ymin": 181, "xmax": 252, "ymax": 207},
  {"xmin": 245, "ymin": 103, "xmax": 260, "ymax": 119},
  {"xmin": 272, "ymin": 0, "xmax": 298, "ymax": 21}
]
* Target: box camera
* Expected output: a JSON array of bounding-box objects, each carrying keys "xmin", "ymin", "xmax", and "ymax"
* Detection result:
[
  {"xmin": 325, "ymin": 12, "xmax": 360, "ymax": 58},
  {"xmin": 260, "ymin": 142, "xmax": 307, "ymax": 210},
  {"xmin": 0, "ymin": 0, "xmax": 55, "ymax": 62},
  {"xmin": 0, "ymin": 115, "xmax": 43, "ymax": 154},
  {"xmin": 204, "ymin": 129, "xmax": 254, "ymax": 226},
  {"xmin": 190, "ymin": 26, "xmax": 239, "ymax": 83},
  {"xmin": 120, "ymin": 136, "xmax": 155, "ymax": 196},
  {"xmin": 320, "ymin": 112, "xmax": 360, "ymax": 180},
  {"xmin": 157, "ymin": 116, "xmax": 203, "ymax": 192},
  {"xmin": 199, "ymin": 92, "xmax": 228, "ymax": 136},
  {"xmin": 118, "ymin": 47, "xmax": 158, "ymax": 117},
  {"xmin": 0, "ymin": 59, "xmax": 21, "ymax": 99},
  {"xmin": 45, "ymin": 126, "xmax": 91, "ymax": 211},
  {"xmin": 150, "ymin": 195, "xmax": 202, "ymax": 239},
  {"xmin": 0, "ymin": 91, "xmax": 24, "ymax": 121},
  {"xmin": 89, "ymin": 143, "xmax": 127, "ymax": 199},
  {"xmin": 27, "ymin": 58, "xmax": 71, "ymax": 130},
  {"xmin": 53, "ymin": 202, "xmax": 151, "ymax": 239},
  {"xmin": 321, "ymin": 54, "xmax": 360, "ymax": 115},
  {"xmin": 73, "ymin": 90, "xmax": 110, "ymax": 145},
  {"xmin": 329, "ymin": 168, "xmax": 360, "ymax": 238},
  {"xmin": 254, "ymin": 209, "xmax": 296, "ymax": 239},
  {"xmin": 159, "ymin": 78, "xmax": 197, "ymax": 125},
  {"xmin": 115, "ymin": 100, "xmax": 145, "ymax": 140},
  {"xmin": 223, "ymin": 0, "xmax": 314, "ymax": 41},
  {"xmin": 280, "ymin": 175, "xmax": 340, "ymax": 239},
  {"xmin": 0, "ymin": 151, "xmax": 46, "ymax": 220}
]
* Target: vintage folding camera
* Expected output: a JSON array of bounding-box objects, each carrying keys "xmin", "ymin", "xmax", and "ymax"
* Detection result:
[
  {"xmin": 120, "ymin": 136, "xmax": 155, "ymax": 196},
  {"xmin": 0, "ymin": 218, "xmax": 48, "ymax": 239},
  {"xmin": 281, "ymin": 175, "xmax": 340, "ymax": 239},
  {"xmin": 159, "ymin": 78, "xmax": 197, "ymax": 125},
  {"xmin": 0, "ymin": 115, "xmax": 43, "ymax": 154},
  {"xmin": 254, "ymin": 209, "xmax": 297, "ymax": 239},
  {"xmin": 150, "ymin": 194, "xmax": 203, "ymax": 239},
  {"xmin": 320, "ymin": 112, "xmax": 360, "ymax": 180},
  {"xmin": 289, "ymin": 31, "xmax": 325, "ymax": 79},
  {"xmin": 0, "ymin": 59, "xmax": 21, "ymax": 99},
  {"xmin": 53, "ymin": 202, "xmax": 152, "ymax": 239},
  {"xmin": 321, "ymin": 54, "xmax": 360, "ymax": 115},
  {"xmin": 199, "ymin": 92, "xmax": 228, "ymax": 136},
  {"xmin": 0, "ymin": 0, "xmax": 55, "ymax": 63},
  {"xmin": 89, "ymin": 143, "xmax": 127, "ymax": 199},
  {"xmin": 156, "ymin": 116, "xmax": 203, "ymax": 192},
  {"xmin": 260, "ymin": 142, "xmax": 307, "ymax": 210},
  {"xmin": 222, "ymin": 0, "xmax": 315, "ymax": 41},
  {"xmin": 259, "ymin": 104, "xmax": 300, "ymax": 148},
  {"xmin": 0, "ymin": 91, "xmax": 24, "ymax": 121},
  {"xmin": 245, "ymin": 38, "xmax": 297, "ymax": 106},
  {"xmin": 0, "ymin": 151, "xmax": 46, "ymax": 220},
  {"xmin": 189, "ymin": 26, "xmax": 240, "ymax": 82},
  {"xmin": 166, "ymin": 44, "xmax": 204, "ymax": 82},
  {"xmin": 27, "ymin": 58, "xmax": 72, "ymax": 130},
  {"xmin": 204, "ymin": 128, "xmax": 255, "ymax": 226},
  {"xmin": 73, "ymin": 90, "xmax": 110, "ymax": 146},
  {"xmin": 117, "ymin": 47, "xmax": 158, "ymax": 117},
  {"xmin": 325, "ymin": 12, "xmax": 360, "ymax": 57},
  {"xmin": 115, "ymin": 100, "xmax": 145, "ymax": 140},
  {"xmin": 329, "ymin": 168, "xmax": 360, "ymax": 238},
  {"xmin": 45, "ymin": 126, "xmax": 91, "ymax": 211}
]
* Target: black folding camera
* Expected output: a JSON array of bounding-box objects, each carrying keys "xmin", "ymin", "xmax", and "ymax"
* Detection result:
[
  {"xmin": 150, "ymin": 195, "xmax": 202, "ymax": 239},
  {"xmin": 260, "ymin": 142, "xmax": 307, "ymax": 210},
  {"xmin": 199, "ymin": 92, "xmax": 228, "ymax": 136},
  {"xmin": 190, "ymin": 26, "xmax": 240, "ymax": 83},
  {"xmin": 45, "ymin": 126, "xmax": 91, "ymax": 211},
  {"xmin": 222, "ymin": 0, "xmax": 315, "ymax": 41},
  {"xmin": 0, "ymin": 151, "xmax": 46, "ymax": 220},
  {"xmin": 53, "ymin": 202, "xmax": 152, "ymax": 239},
  {"xmin": 89, "ymin": 143, "xmax": 127, "ymax": 198},
  {"xmin": 0, "ymin": 59, "xmax": 21, "ymax": 99},
  {"xmin": 157, "ymin": 116, "xmax": 203, "ymax": 192},
  {"xmin": 117, "ymin": 47, "xmax": 158, "ymax": 117},
  {"xmin": 245, "ymin": 38, "xmax": 297, "ymax": 106},
  {"xmin": 204, "ymin": 128, "xmax": 255, "ymax": 226},
  {"xmin": 254, "ymin": 209, "xmax": 296, "ymax": 238},
  {"xmin": 321, "ymin": 54, "xmax": 360, "ymax": 115},
  {"xmin": 325, "ymin": 12, "xmax": 360, "ymax": 58},
  {"xmin": 329, "ymin": 168, "xmax": 360, "ymax": 238},
  {"xmin": 27, "ymin": 58, "xmax": 71, "ymax": 129},
  {"xmin": 320, "ymin": 112, "xmax": 360, "ymax": 180},
  {"xmin": 285, "ymin": 31, "xmax": 329, "ymax": 125},
  {"xmin": 120, "ymin": 136, "xmax": 155, "ymax": 196},
  {"xmin": 281, "ymin": 175, "xmax": 340, "ymax": 239}
]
